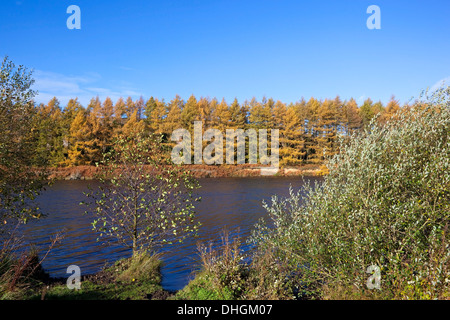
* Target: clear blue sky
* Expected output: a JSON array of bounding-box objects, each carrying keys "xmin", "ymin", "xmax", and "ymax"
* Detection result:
[{"xmin": 1, "ymin": 0, "xmax": 449, "ymax": 107}]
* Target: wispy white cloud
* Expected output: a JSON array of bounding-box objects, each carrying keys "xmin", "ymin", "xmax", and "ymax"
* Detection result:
[
  {"xmin": 119, "ymin": 66, "xmax": 134, "ymax": 71},
  {"xmin": 33, "ymin": 70, "xmax": 143, "ymax": 107},
  {"xmin": 357, "ymin": 95, "xmax": 366, "ymax": 104},
  {"xmin": 430, "ymin": 76, "xmax": 450, "ymax": 92},
  {"xmin": 408, "ymin": 77, "xmax": 450, "ymax": 103}
]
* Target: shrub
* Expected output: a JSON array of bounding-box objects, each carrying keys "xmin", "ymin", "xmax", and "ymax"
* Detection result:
[
  {"xmin": 0, "ymin": 57, "xmax": 48, "ymax": 227},
  {"xmin": 114, "ymin": 252, "xmax": 162, "ymax": 283},
  {"xmin": 84, "ymin": 132, "xmax": 201, "ymax": 256},
  {"xmin": 178, "ymin": 230, "xmax": 295, "ymax": 300},
  {"xmin": 178, "ymin": 230, "xmax": 246, "ymax": 300},
  {"xmin": 251, "ymin": 87, "xmax": 450, "ymax": 299},
  {"xmin": 0, "ymin": 231, "xmax": 62, "ymax": 300},
  {"xmin": 1, "ymin": 249, "xmax": 48, "ymax": 299},
  {"xmin": 244, "ymin": 248, "xmax": 295, "ymax": 300}
]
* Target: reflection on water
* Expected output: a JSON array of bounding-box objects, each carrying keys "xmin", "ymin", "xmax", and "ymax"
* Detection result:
[{"xmin": 20, "ymin": 176, "xmax": 322, "ymax": 291}]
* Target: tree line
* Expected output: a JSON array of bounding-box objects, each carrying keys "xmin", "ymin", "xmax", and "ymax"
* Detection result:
[{"xmin": 31, "ymin": 94, "xmax": 404, "ymax": 167}]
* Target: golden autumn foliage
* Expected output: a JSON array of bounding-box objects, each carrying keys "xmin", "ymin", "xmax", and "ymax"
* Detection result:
[{"xmin": 30, "ymin": 94, "xmax": 401, "ymax": 167}]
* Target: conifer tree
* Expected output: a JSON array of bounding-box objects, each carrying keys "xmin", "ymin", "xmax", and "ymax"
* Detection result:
[
  {"xmin": 360, "ymin": 98, "xmax": 374, "ymax": 127},
  {"xmin": 332, "ymin": 96, "xmax": 345, "ymax": 134},
  {"xmin": 343, "ymin": 98, "xmax": 362, "ymax": 135},
  {"xmin": 114, "ymin": 97, "xmax": 127, "ymax": 126},
  {"xmin": 65, "ymin": 110, "xmax": 90, "ymax": 166},
  {"xmin": 212, "ymin": 98, "xmax": 230, "ymax": 131},
  {"xmin": 144, "ymin": 96, "xmax": 157, "ymax": 123},
  {"xmin": 272, "ymin": 100, "xmax": 287, "ymax": 129},
  {"xmin": 135, "ymin": 96, "xmax": 145, "ymax": 120},
  {"xmin": 248, "ymin": 97, "xmax": 264, "ymax": 129},
  {"xmin": 163, "ymin": 95, "xmax": 183, "ymax": 134},
  {"xmin": 98, "ymin": 97, "xmax": 115, "ymax": 155},
  {"xmin": 33, "ymin": 97, "xmax": 65, "ymax": 166},
  {"xmin": 228, "ymin": 98, "xmax": 248, "ymax": 129},
  {"xmin": 380, "ymin": 95, "xmax": 400, "ymax": 123},
  {"xmin": 181, "ymin": 94, "xmax": 200, "ymax": 132},
  {"xmin": 126, "ymin": 96, "xmax": 136, "ymax": 119},
  {"xmin": 122, "ymin": 110, "xmax": 146, "ymax": 137},
  {"xmin": 149, "ymin": 98, "xmax": 167, "ymax": 134},
  {"xmin": 62, "ymin": 98, "xmax": 83, "ymax": 131},
  {"xmin": 279, "ymin": 105, "xmax": 305, "ymax": 166},
  {"xmin": 198, "ymin": 97, "xmax": 212, "ymax": 128},
  {"xmin": 262, "ymin": 97, "xmax": 275, "ymax": 128},
  {"xmin": 84, "ymin": 97, "xmax": 104, "ymax": 164},
  {"xmin": 304, "ymin": 97, "xmax": 321, "ymax": 163},
  {"xmin": 371, "ymin": 100, "xmax": 385, "ymax": 121},
  {"xmin": 101, "ymin": 97, "xmax": 114, "ymax": 125},
  {"xmin": 320, "ymin": 98, "xmax": 340, "ymax": 158}
]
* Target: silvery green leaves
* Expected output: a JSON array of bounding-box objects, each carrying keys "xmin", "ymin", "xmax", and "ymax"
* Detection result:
[
  {"xmin": 251, "ymin": 86, "xmax": 450, "ymax": 299},
  {"xmin": 84, "ymin": 132, "xmax": 200, "ymax": 256}
]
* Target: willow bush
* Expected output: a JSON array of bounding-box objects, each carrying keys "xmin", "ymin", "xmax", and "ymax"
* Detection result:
[{"xmin": 251, "ymin": 87, "xmax": 450, "ymax": 299}]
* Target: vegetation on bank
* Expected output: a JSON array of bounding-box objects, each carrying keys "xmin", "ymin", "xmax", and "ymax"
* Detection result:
[
  {"xmin": 35, "ymin": 253, "xmax": 165, "ymax": 300},
  {"xmin": 1, "ymin": 56, "xmax": 449, "ymax": 300},
  {"xmin": 84, "ymin": 132, "xmax": 201, "ymax": 256},
  {"xmin": 250, "ymin": 88, "xmax": 450, "ymax": 299},
  {"xmin": 0, "ymin": 252, "xmax": 166, "ymax": 300},
  {"xmin": 175, "ymin": 231, "xmax": 296, "ymax": 300},
  {"xmin": 177, "ymin": 87, "xmax": 450, "ymax": 301},
  {"xmin": 0, "ymin": 57, "xmax": 194, "ymax": 301},
  {"xmin": 1, "ymin": 57, "xmax": 52, "ymax": 300}
]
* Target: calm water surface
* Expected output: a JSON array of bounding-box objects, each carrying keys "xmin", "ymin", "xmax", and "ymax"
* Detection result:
[{"xmin": 20, "ymin": 176, "xmax": 322, "ymax": 291}]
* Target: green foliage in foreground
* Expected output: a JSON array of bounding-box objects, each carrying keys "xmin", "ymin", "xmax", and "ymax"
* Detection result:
[
  {"xmin": 176, "ymin": 231, "xmax": 295, "ymax": 300},
  {"xmin": 0, "ymin": 56, "xmax": 48, "ymax": 227},
  {"xmin": 0, "ymin": 250, "xmax": 50, "ymax": 300},
  {"xmin": 176, "ymin": 270, "xmax": 237, "ymax": 300},
  {"xmin": 84, "ymin": 132, "xmax": 201, "ymax": 256},
  {"xmin": 250, "ymin": 87, "xmax": 450, "ymax": 300},
  {"xmin": 26, "ymin": 253, "xmax": 164, "ymax": 300}
]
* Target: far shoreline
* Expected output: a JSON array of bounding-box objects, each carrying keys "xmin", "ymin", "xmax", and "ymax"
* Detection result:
[{"xmin": 47, "ymin": 164, "xmax": 325, "ymax": 180}]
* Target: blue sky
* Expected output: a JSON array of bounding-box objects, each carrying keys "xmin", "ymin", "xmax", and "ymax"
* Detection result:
[{"xmin": 1, "ymin": 0, "xmax": 449, "ymax": 107}]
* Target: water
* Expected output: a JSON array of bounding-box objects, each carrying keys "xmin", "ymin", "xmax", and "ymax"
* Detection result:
[{"xmin": 19, "ymin": 176, "xmax": 322, "ymax": 291}]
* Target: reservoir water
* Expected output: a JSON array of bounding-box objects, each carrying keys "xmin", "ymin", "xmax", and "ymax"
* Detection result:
[{"xmin": 20, "ymin": 176, "xmax": 322, "ymax": 291}]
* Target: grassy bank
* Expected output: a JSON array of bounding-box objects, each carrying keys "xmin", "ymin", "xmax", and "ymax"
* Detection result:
[{"xmin": 1, "ymin": 252, "xmax": 172, "ymax": 300}]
